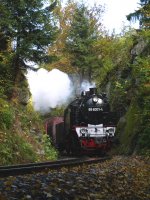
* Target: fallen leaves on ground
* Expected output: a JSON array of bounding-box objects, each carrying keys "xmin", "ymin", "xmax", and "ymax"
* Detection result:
[{"xmin": 0, "ymin": 156, "xmax": 149, "ymax": 200}]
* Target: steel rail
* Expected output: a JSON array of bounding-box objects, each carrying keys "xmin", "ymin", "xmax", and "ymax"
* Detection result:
[{"xmin": 0, "ymin": 157, "xmax": 110, "ymax": 178}]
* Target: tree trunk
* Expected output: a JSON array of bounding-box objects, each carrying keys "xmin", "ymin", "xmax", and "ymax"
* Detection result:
[{"xmin": 11, "ymin": 56, "xmax": 22, "ymax": 103}]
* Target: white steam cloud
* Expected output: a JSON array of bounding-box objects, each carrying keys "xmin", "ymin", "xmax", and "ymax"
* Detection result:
[
  {"xmin": 81, "ymin": 80, "xmax": 96, "ymax": 92},
  {"xmin": 27, "ymin": 68, "xmax": 73, "ymax": 113}
]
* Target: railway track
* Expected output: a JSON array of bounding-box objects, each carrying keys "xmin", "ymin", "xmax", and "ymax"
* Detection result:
[{"xmin": 0, "ymin": 156, "xmax": 110, "ymax": 177}]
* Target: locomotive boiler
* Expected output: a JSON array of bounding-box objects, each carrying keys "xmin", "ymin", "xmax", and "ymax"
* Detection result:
[{"xmin": 63, "ymin": 87, "xmax": 118, "ymax": 154}]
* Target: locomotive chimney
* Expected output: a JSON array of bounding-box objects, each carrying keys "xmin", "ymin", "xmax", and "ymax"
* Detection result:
[{"xmin": 89, "ymin": 88, "xmax": 97, "ymax": 95}]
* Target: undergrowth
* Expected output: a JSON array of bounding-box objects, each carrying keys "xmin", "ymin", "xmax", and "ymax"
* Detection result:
[{"xmin": 0, "ymin": 99, "xmax": 58, "ymax": 165}]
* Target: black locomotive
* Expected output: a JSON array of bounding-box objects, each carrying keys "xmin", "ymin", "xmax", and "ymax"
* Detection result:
[
  {"xmin": 63, "ymin": 87, "xmax": 118, "ymax": 154},
  {"xmin": 46, "ymin": 87, "xmax": 118, "ymax": 155}
]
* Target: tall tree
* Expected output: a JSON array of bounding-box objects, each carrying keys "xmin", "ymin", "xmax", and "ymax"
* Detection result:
[
  {"xmin": 65, "ymin": 2, "xmax": 104, "ymax": 83},
  {"xmin": 127, "ymin": 0, "xmax": 150, "ymax": 29},
  {"xmin": 45, "ymin": 1, "xmax": 77, "ymax": 73},
  {"xmin": 0, "ymin": 0, "xmax": 58, "ymax": 99}
]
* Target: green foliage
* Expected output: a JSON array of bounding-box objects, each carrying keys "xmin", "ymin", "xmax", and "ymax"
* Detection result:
[
  {"xmin": 42, "ymin": 134, "xmax": 58, "ymax": 160},
  {"xmin": 0, "ymin": 131, "xmax": 37, "ymax": 165},
  {"xmin": 127, "ymin": 0, "xmax": 150, "ymax": 29},
  {"xmin": 65, "ymin": 2, "xmax": 104, "ymax": 80},
  {"xmin": 0, "ymin": 0, "xmax": 58, "ymax": 71},
  {"xmin": 137, "ymin": 96, "xmax": 150, "ymax": 154},
  {"xmin": 132, "ymin": 56, "xmax": 150, "ymax": 95},
  {"xmin": 0, "ymin": 50, "xmax": 14, "ymax": 98},
  {"xmin": 0, "ymin": 0, "xmax": 58, "ymax": 101},
  {"xmin": 110, "ymin": 79, "xmax": 132, "ymax": 115},
  {"xmin": 109, "ymin": 31, "xmax": 150, "ymax": 155},
  {"xmin": 0, "ymin": 99, "xmax": 58, "ymax": 165},
  {"xmin": 93, "ymin": 34, "xmax": 133, "ymax": 84},
  {"xmin": 17, "ymin": 103, "xmax": 58, "ymax": 161},
  {"xmin": 0, "ymin": 0, "xmax": 149, "ymax": 164},
  {"xmin": 0, "ymin": 98, "xmax": 14, "ymax": 129},
  {"xmin": 115, "ymin": 102, "xmax": 141, "ymax": 154},
  {"xmin": 129, "ymin": 39, "xmax": 150, "ymax": 154}
]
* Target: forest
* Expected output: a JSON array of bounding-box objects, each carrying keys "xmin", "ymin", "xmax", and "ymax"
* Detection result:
[{"xmin": 0, "ymin": 0, "xmax": 150, "ymax": 165}]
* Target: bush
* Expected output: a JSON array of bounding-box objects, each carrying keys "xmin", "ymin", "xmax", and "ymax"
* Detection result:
[
  {"xmin": 0, "ymin": 131, "xmax": 38, "ymax": 165},
  {"xmin": 137, "ymin": 96, "xmax": 150, "ymax": 155},
  {"xmin": 42, "ymin": 134, "xmax": 58, "ymax": 160},
  {"xmin": 0, "ymin": 98, "xmax": 14, "ymax": 129}
]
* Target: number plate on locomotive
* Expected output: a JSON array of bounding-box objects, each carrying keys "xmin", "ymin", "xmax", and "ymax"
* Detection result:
[{"xmin": 88, "ymin": 108, "xmax": 103, "ymax": 111}]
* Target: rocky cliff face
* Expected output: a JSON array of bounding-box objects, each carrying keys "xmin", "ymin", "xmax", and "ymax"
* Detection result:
[{"xmin": 100, "ymin": 34, "xmax": 150, "ymax": 155}]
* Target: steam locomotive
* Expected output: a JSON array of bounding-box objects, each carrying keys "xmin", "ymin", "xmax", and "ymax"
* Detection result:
[
  {"xmin": 63, "ymin": 87, "xmax": 118, "ymax": 154},
  {"xmin": 46, "ymin": 87, "xmax": 118, "ymax": 155}
]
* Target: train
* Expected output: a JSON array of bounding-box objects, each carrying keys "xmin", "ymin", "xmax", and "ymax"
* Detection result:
[{"xmin": 46, "ymin": 87, "xmax": 118, "ymax": 155}]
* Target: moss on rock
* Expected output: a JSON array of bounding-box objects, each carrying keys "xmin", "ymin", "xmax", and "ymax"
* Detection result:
[{"xmin": 115, "ymin": 101, "xmax": 141, "ymax": 154}]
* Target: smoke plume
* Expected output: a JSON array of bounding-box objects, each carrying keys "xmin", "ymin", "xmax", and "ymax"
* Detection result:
[
  {"xmin": 81, "ymin": 80, "xmax": 96, "ymax": 92},
  {"xmin": 27, "ymin": 68, "xmax": 73, "ymax": 113}
]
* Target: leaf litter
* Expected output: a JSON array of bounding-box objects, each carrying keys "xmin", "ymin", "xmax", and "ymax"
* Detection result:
[{"xmin": 0, "ymin": 156, "xmax": 149, "ymax": 200}]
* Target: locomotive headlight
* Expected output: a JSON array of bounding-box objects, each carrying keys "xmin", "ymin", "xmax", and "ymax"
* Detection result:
[
  {"xmin": 92, "ymin": 97, "xmax": 103, "ymax": 104},
  {"xmin": 106, "ymin": 128, "xmax": 115, "ymax": 136},
  {"xmin": 92, "ymin": 96, "xmax": 98, "ymax": 103},
  {"xmin": 80, "ymin": 128, "xmax": 88, "ymax": 134},
  {"xmin": 98, "ymin": 98, "xmax": 103, "ymax": 104}
]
